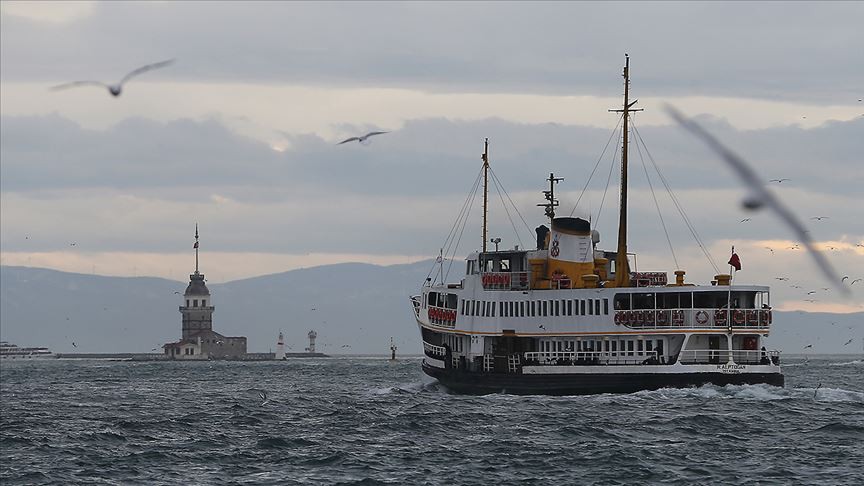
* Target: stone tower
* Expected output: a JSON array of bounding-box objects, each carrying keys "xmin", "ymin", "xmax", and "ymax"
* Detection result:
[{"xmin": 180, "ymin": 225, "xmax": 214, "ymax": 339}]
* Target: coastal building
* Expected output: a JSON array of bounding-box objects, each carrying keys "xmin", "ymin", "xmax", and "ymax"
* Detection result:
[{"xmin": 163, "ymin": 226, "xmax": 247, "ymax": 360}]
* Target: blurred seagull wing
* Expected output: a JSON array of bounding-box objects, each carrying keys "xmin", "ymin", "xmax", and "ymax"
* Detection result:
[
  {"xmin": 664, "ymin": 105, "xmax": 849, "ymax": 297},
  {"xmin": 119, "ymin": 59, "xmax": 175, "ymax": 85},
  {"xmin": 50, "ymin": 80, "xmax": 108, "ymax": 91},
  {"xmin": 337, "ymin": 137, "xmax": 360, "ymax": 145}
]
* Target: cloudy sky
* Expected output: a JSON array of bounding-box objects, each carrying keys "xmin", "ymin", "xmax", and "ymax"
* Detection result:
[{"xmin": 1, "ymin": 1, "xmax": 862, "ymax": 312}]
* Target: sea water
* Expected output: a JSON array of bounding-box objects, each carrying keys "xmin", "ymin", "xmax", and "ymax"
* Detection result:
[{"xmin": 1, "ymin": 356, "xmax": 862, "ymax": 485}]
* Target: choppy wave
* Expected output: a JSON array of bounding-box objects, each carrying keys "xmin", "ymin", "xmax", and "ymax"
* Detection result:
[{"xmin": 2, "ymin": 356, "xmax": 863, "ymax": 485}]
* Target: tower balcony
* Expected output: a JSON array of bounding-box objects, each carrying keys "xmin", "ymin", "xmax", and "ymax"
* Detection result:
[{"xmin": 179, "ymin": 306, "xmax": 215, "ymax": 312}]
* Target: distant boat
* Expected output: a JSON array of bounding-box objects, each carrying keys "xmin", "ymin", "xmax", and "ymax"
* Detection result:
[{"xmin": 1, "ymin": 341, "xmax": 56, "ymax": 360}]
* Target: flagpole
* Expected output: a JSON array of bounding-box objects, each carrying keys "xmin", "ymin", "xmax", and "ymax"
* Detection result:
[{"xmin": 727, "ymin": 245, "xmax": 734, "ymax": 334}]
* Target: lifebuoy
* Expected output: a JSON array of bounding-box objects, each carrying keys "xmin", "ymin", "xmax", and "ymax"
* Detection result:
[
  {"xmin": 672, "ymin": 310, "xmax": 684, "ymax": 325},
  {"xmin": 733, "ymin": 310, "xmax": 745, "ymax": 325},
  {"xmin": 614, "ymin": 312, "xmax": 623, "ymax": 325},
  {"xmin": 746, "ymin": 310, "xmax": 758, "ymax": 325},
  {"xmin": 645, "ymin": 311, "xmax": 656, "ymax": 326},
  {"xmin": 714, "ymin": 309, "xmax": 727, "ymax": 325},
  {"xmin": 695, "ymin": 310, "xmax": 709, "ymax": 325},
  {"xmin": 656, "ymin": 311, "xmax": 668, "ymax": 326}
]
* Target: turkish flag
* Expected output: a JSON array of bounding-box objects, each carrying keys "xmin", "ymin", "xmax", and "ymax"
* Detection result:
[
  {"xmin": 193, "ymin": 241, "xmax": 199, "ymax": 249},
  {"xmin": 728, "ymin": 253, "xmax": 741, "ymax": 271}
]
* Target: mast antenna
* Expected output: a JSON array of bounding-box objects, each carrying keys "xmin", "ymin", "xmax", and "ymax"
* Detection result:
[
  {"xmin": 482, "ymin": 138, "xmax": 489, "ymax": 253},
  {"xmin": 608, "ymin": 54, "xmax": 643, "ymax": 287},
  {"xmin": 538, "ymin": 172, "xmax": 564, "ymax": 222}
]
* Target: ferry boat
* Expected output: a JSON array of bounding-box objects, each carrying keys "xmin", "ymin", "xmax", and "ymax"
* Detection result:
[
  {"xmin": 410, "ymin": 56, "xmax": 783, "ymax": 395},
  {"xmin": 0, "ymin": 341, "xmax": 56, "ymax": 360}
]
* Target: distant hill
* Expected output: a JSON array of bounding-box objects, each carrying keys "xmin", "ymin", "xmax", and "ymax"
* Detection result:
[{"xmin": 1, "ymin": 264, "xmax": 862, "ymax": 355}]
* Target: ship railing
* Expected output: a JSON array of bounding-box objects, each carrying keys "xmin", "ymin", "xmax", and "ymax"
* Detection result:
[
  {"xmin": 409, "ymin": 296, "xmax": 421, "ymax": 318},
  {"xmin": 523, "ymin": 350, "xmax": 660, "ymax": 366},
  {"xmin": 426, "ymin": 305, "xmax": 457, "ymax": 328},
  {"xmin": 423, "ymin": 341, "xmax": 447, "ymax": 357},
  {"xmin": 615, "ymin": 308, "xmax": 772, "ymax": 330},
  {"xmin": 678, "ymin": 349, "xmax": 780, "ymax": 365},
  {"xmin": 481, "ymin": 271, "xmax": 530, "ymax": 291}
]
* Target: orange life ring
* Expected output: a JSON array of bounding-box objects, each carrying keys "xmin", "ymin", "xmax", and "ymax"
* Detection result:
[
  {"xmin": 733, "ymin": 309, "xmax": 745, "ymax": 325},
  {"xmin": 644, "ymin": 311, "xmax": 656, "ymax": 325},
  {"xmin": 672, "ymin": 310, "xmax": 685, "ymax": 325},
  {"xmin": 695, "ymin": 310, "xmax": 709, "ymax": 325},
  {"xmin": 714, "ymin": 309, "xmax": 727, "ymax": 325},
  {"xmin": 656, "ymin": 311, "xmax": 668, "ymax": 325}
]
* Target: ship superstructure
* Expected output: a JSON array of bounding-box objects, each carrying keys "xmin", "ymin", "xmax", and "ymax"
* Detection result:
[{"xmin": 410, "ymin": 57, "xmax": 783, "ymax": 395}]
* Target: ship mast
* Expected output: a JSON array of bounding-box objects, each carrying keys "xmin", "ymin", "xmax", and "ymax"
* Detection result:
[
  {"xmin": 482, "ymin": 138, "xmax": 489, "ymax": 253},
  {"xmin": 610, "ymin": 54, "xmax": 642, "ymax": 287}
]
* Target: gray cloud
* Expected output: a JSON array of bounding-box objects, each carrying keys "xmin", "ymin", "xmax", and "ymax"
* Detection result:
[{"xmin": 2, "ymin": 2, "xmax": 862, "ymax": 103}]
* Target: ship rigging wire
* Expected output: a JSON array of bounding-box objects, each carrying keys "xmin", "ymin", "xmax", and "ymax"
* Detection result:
[
  {"xmin": 569, "ymin": 113, "xmax": 625, "ymax": 217},
  {"xmin": 631, "ymin": 121, "xmax": 721, "ymax": 274},
  {"xmin": 593, "ymin": 125, "xmax": 623, "ymax": 227},
  {"xmin": 632, "ymin": 120, "xmax": 680, "ymax": 270}
]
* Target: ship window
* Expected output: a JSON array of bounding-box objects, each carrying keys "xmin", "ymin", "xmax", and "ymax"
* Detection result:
[
  {"xmin": 491, "ymin": 303, "xmax": 496, "ymax": 317},
  {"xmin": 554, "ymin": 301, "xmax": 560, "ymax": 316},
  {"xmin": 633, "ymin": 293, "xmax": 654, "ymax": 310},
  {"xmin": 613, "ymin": 294, "xmax": 631, "ymax": 311},
  {"xmin": 628, "ymin": 341, "xmax": 635, "ymax": 356},
  {"xmin": 509, "ymin": 302, "xmax": 515, "ymax": 317},
  {"xmin": 694, "ymin": 291, "xmax": 727, "ymax": 309},
  {"xmin": 611, "ymin": 341, "xmax": 618, "ymax": 355},
  {"xmin": 476, "ymin": 301, "xmax": 480, "ymax": 316},
  {"xmin": 588, "ymin": 300, "xmax": 594, "ymax": 315},
  {"xmin": 520, "ymin": 302, "xmax": 525, "ymax": 317},
  {"xmin": 461, "ymin": 300, "xmax": 465, "ymax": 314},
  {"xmin": 542, "ymin": 301, "xmax": 548, "ymax": 317},
  {"xmin": 580, "ymin": 300, "xmax": 586, "ymax": 315},
  {"xmin": 680, "ymin": 293, "xmax": 692, "ymax": 308},
  {"xmin": 604, "ymin": 340, "xmax": 610, "ymax": 352},
  {"xmin": 595, "ymin": 300, "xmax": 601, "ymax": 315},
  {"xmin": 646, "ymin": 340, "xmax": 654, "ymax": 352},
  {"xmin": 638, "ymin": 340, "xmax": 644, "ymax": 353},
  {"xmin": 567, "ymin": 300, "xmax": 573, "ymax": 316},
  {"xmin": 530, "ymin": 301, "xmax": 536, "ymax": 317},
  {"xmin": 447, "ymin": 294, "xmax": 458, "ymax": 309},
  {"xmin": 603, "ymin": 299, "xmax": 609, "ymax": 315}
]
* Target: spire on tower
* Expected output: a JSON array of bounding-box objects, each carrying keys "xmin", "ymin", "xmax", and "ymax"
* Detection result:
[{"xmin": 194, "ymin": 223, "xmax": 200, "ymax": 274}]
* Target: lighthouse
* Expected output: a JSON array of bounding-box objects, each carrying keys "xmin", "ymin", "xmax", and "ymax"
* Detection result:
[
  {"xmin": 180, "ymin": 225, "xmax": 213, "ymax": 339},
  {"xmin": 275, "ymin": 331, "xmax": 286, "ymax": 360}
]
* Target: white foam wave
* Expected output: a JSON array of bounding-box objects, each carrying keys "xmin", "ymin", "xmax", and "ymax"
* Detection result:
[
  {"xmin": 808, "ymin": 387, "xmax": 864, "ymax": 403},
  {"xmin": 829, "ymin": 360, "xmax": 863, "ymax": 367}
]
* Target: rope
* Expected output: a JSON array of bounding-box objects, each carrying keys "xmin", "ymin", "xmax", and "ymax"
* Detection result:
[
  {"xmin": 489, "ymin": 171, "xmax": 525, "ymax": 249},
  {"xmin": 632, "ymin": 122, "xmax": 721, "ymax": 274},
  {"xmin": 633, "ymin": 125, "xmax": 680, "ymax": 270},
  {"xmin": 444, "ymin": 174, "xmax": 482, "ymax": 282},
  {"xmin": 569, "ymin": 113, "xmax": 625, "ymax": 216},
  {"xmin": 425, "ymin": 167, "xmax": 483, "ymax": 285}
]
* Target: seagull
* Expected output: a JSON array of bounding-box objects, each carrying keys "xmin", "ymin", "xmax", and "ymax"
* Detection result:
[
  {"xmin": 768, "ymin": 178, "xmax": 791, "ymax": 183},
  {"xmin": 804, "ymin": 299, "xmax": 818, "ymax": 303},
  {"xmin": 790, "ymin": 285, "xmax": 802, "ymax": 289},
  {"xmin": 258, "ymin": 391, "xmax": 269, "ymax": 406},
  {"xmin": 803, "ymin": 344, "xmax": 813, "ymax": 349},
  {"xmin": 807, "ymin": 291, "xmax": 817, "ymax": 295},
  {"xmin": 810, "ymin": 216, "xmax": 830, "ymax": 221},
  {"xmin": 821, "ymin": 288, "xmax": 831, "ymax": 292},
  {"xmin": 774, "ymin": 277, "xmax": 789, "ymax": 281},
  {"xmin": 844, "ymin": 339, "xmax": 854, "ymax": 346},
  {"xmin": 341, "ymin": 345, "xmax": 351, "ymax": 348},
  {"xmin": 740, "ymin": 218, "xmax": 751, "ymax": 223},
  {"xmin": 852, "ymin": 279, "xmax": 862, "ymax": 285},
  {"xmin": 72, "ymin": 342, "xmax": 77, "ymax": 348},
  {"xmin": 664, "ymin": 106, "xmax": 849, "ymax": 297},
  {"xmin": 765, "ymin": 247, "xmax": 774, "ymax": 255},
  {"xmin": 538, "ymin": 325, "xmax": 546, "ymax": 330},
  {"xmin": 70, "ymin": 242, "xmax": 77, "ymax": 246},
  {"xmin": 174, "ymin": 291, "xmax": 181, "ymax": 294},
  {"xmin": 842, "ymin": 276, "xmax": 849, "ymax": 283},
  {"xmin": 51, "ymin": 59, "xmax": 175, "ymax": 97},
  {"xmin": 337, "ymin": 131, "xmax": 388, "ymax": 145}
]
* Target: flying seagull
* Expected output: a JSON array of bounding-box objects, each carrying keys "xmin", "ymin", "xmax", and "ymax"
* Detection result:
[
  {"xmin": 852, "ymin": 279, "xmax": 862, "ymax": 285},
  {"xmin": 810, "ymin": 216, "xmax": 830, "ymax": 221},
  {"xmin": 841, "ymin": 276, "xmax": 849, "ymax": 283},
  {"xmin": 740, "ymin": 218, "xmax": 751, "ymax": 223},
  {"xmin": 337, "ymin": 131, "xmax": 388, "ymax": 145},
  {"xmin": 807, "ymin": 291, "xmax": 817, "ymax": 295},
  {"xmin": 803, "ymin": 344, "xmax": 813, "ymax": 349},
  {"xmin": 774, "ymin": 277, "xmax": 789, "ymax": 281},
  {"xmin": 764, "ymin": 247, "xmax": 774, "ymax": 255},
  {"xmin": 843, "ymin": 338, "xmax": 854, "ymax": 346},
  {"xmin": 538, "ymin": 324, "xmax": 546, "ymax": 330},
  {"xmin": 664, "ymin": 106, "xmax": 850, "ymax": 297},
  {"xmin": 768, "ymin": 178, "xmax": 790, "ymax": 183},
  {"xmin": 51, "ymin": 59, "xmax": 175, "ymax": 97}
]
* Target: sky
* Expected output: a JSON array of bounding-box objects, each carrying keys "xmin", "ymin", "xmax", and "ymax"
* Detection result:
[{"xmin": 1, "ymin": 1, "xmax": 862, "ymax": 313}]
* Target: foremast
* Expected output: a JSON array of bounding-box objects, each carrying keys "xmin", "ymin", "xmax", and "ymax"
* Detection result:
[
  {"xmin": 482, "ymin": 138, "xmax": 489, "ymax": 253},
  {"xmin": 610, "ymin": 54, "xmax": 642, "ymax": 288}
]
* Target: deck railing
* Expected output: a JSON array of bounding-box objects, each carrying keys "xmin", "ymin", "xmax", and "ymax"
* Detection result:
[
  {"xmin": 523, "ymin": 350, "xmax": 660, "ymax": 366},
  {"xmin": 423, "ymin": 341, "xmax": 446, "ymax": 357},
  {"xmin": 678, "ymin": 349, "xmax": 780, "ymax": 365},
  {"xmin": 615, "ymin": 308, "xmax": 772, "ymax": 330},
  {"xmin": 481, "ymin": 271, "xmax": 530, "ymax": 291}
]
